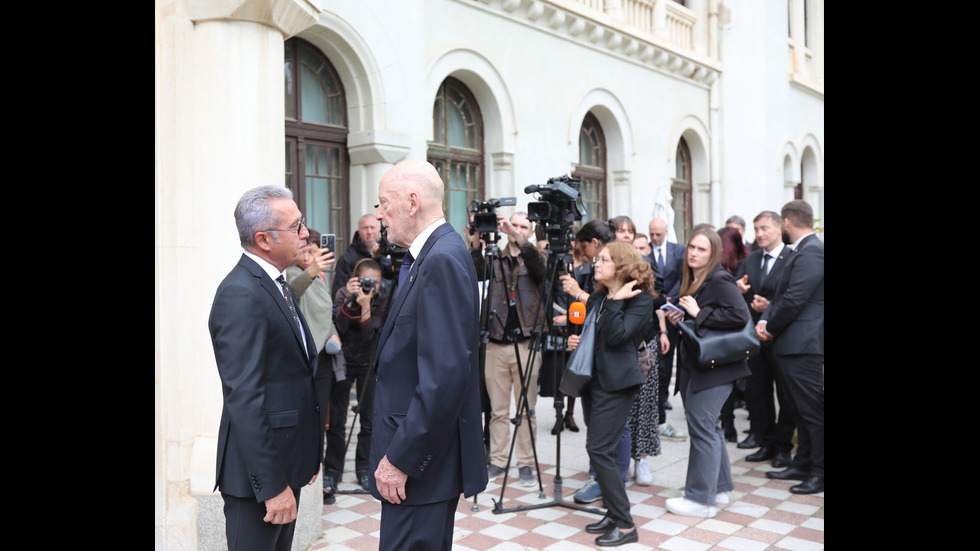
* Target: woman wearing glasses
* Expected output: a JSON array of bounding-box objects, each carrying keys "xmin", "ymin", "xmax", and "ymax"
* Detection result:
[{"xmin": 567, "ymin": 241, "xmax": 655, "ymax": 547}]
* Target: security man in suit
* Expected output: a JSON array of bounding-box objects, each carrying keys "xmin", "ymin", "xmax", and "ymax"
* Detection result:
[
  {"xmin": 208, "ymin": 185, "xmax": 324, "ymax": 551},
  {"xmin": 647, "ymin": 217, "xmax": 688, "ymax": 440},
  {"xmin": 757, "ymin": 200, "xmax": 824, "ymax": 495},
  {"xmin": 370, "ymin": 159, "xmax": 488, "ymax": 550},
  {"xmin": 734, "ymin": 211, "xmax": 795, "ymax": 468}
]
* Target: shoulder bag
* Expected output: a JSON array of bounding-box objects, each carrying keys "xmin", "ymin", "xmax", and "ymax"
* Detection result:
[
  {"xmin": 677, "ymin": 317, "xmax": 759, "ymax": 369},
  {"xmin": 558, "ymin": 308, "xmax": 597, "ymax": 397}
]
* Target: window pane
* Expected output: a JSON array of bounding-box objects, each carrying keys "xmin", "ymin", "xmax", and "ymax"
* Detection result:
[
  {"xmin": 305, "ymin": 146, "xmax": 330, "ymax": 235},
  {"xmin": 301, "ymin": 65, "xmax": 328, "ymax": 124},
  {"xmin": 284, "ymin": 42, "xmax": 295, "ymax": 119},
  {"xmin": 285, "ymin": 142, "xmax": 293, "ymax": 191}
]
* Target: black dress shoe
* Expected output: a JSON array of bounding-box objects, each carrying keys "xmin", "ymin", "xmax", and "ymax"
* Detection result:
[
  {"xmin": 737, "ymin": 434, "xmax": 762, "ymax": 449},
  {"xmin": 665, "ymin": 400, "xmax": 673, "ymax": 410},
  {"xmin": 790, "ymin": 476, "xmax": 824, "ymax": 494},
  {"xmin": 596, "ymin": 526, "xmax": 638, "ymax": 547},
  {"xmin": 564, "ymin": 412, "xmax": 580, "ymax": 432},
  {"xmin": 745, "ymin": 446, "xmax": 776, "ymax": 462},
  {"xmin": 551, "ymin": 417, "xmax": 563, "ymax": 435},
  {"xmin": 724, "ymin": 426, "xmax": 738, "ymax": 443},
  {"xmin": 766, "ymin": 465, "xmax": 810, "ymax": 481},
  {"xmin": 586, "ymin": 515, "xmax": 616, "ymax": 534},
  {"xmin": 771, "ymin": 451, "xmax": 791, "ymax": 468}
]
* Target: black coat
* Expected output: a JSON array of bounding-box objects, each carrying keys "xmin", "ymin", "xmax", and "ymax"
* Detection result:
[
  {"xmin": 588, "ymin": 289, "xmax": 654, "ymax": 392},
  {"xmin": 675, "ymin": 265, "xmax": 752, "ymax": 394}
]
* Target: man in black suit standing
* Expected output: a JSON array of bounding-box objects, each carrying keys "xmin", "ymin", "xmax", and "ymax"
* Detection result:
[
  {"xmin": 735, "ymin": 211, "xmax": 794, "ymax": 468},
  {"xmin": 208, "ymin": 185, "xmax": 324, "ymax": 551},
  {"xmin": 370, "ymin": 159, "xmax": 488, "ymax": 550},
  {"xmin": 757, "ymin": 200, "xmax": 824, "ymax": 495},
  {"xmin": 647, "ymin": 217, "xmax": 688, "ymax": 441}
]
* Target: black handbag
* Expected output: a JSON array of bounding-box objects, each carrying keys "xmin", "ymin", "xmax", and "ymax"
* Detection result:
[{"xmin": 677, "ymin": 318, "xmax": 759, "ymax": 369}]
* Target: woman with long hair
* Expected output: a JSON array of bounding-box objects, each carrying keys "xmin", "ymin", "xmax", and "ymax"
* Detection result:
[
  {"xmin": 567, "ymin": 241, "xmax": 654, "ymax": 546},
  {"xmin": 662, "ymin": 227, "xmax": 752, "ymax": 518}
]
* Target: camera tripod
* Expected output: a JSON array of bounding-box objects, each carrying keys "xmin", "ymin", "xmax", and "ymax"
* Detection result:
[{"xmin": 487, "ymin": 225, "xmax": 602, "ymax": 518}]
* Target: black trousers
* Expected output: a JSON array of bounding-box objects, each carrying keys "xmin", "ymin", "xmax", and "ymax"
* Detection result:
[
  {"xmin": 323, "ymin": 366, "xmax": 376, "ymax": 478},
  {"xmin": 582, "ymin": 379, "xmax": 639, "ymax": 528},
  {"xmin": 773, "ymin": 352, "xmax": 824, "ymax": 476},
  {"xmin": 379, "ymin": 497, "xmax": 459, "ymax": 550},
  {"xmin": 755, "ymin": 346, "xmax": 797, "ymax": 453},
  {"xmin": 657, "ymin": 324, "xmax": 678, "ymax": 424},
  {"xmin": 221, "ymin": 487, "xmax": 301, "ymax": 551}
]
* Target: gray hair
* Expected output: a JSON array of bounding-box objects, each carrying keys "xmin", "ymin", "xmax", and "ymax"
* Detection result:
[{"xmin": 235, "ymin": 185, "xmax": 294, "ymax": 247}]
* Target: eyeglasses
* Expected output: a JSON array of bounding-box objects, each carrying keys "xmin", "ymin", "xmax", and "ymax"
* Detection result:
[{"xmin": 261, "ymin": 216, "xmax": 305, "ymax": 236}]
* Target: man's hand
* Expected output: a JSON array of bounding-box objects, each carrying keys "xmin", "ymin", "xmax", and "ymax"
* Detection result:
[
  {"xmin": 755, "ymin": 321, "xmax": 773, "ymax": 342},
  {"xmin": 736, "ymin": 274, "xmax": 751, "ymax": 294},
  {"xmin": 263, "ymin": 487, "xmax": 297, "ymax": 524},
  {"xmin": 375, "ymin": 455, "xmax": 408, "ymax": 504},
  {"xmin": 749, "ymin": 294, "xmax": 770, "ymax": 313}
]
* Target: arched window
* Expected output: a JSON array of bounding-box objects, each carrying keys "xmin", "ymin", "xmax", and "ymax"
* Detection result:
[
  {"xmin": 671, "ymin": 138, "xmax": 693, "ymax": 244},
  {"xmin": 428, "ymin": 77, "xmax": 485, "ymax": 238},
  {"xmin": 573, "ymin": 112, "xmax": 607, "ymax": 223},
  {"xmin": 284, "ymin": 38, "xmax": 350, "ymax": 262}
]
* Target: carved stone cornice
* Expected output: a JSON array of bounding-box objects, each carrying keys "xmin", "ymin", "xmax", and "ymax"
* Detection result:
[
  {"xmin": 467, "ymin": 0, "xmax": 720, "ymax": 87},
  {"xmin": 185, "ymin": 0, "xmax": 325, "ymax": 38}
]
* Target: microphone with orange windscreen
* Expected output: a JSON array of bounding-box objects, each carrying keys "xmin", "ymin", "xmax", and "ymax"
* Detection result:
[{"xmin": 568, "ymin": 301, "xmax": 586, "ymax": 334}]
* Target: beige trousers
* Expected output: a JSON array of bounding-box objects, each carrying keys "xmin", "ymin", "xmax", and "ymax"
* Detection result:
[{"xmin": 485, "ymin": 340, "xmax": 541, "ymax": 468}]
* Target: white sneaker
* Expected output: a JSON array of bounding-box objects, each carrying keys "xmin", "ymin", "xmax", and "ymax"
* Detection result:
[
  {"xmin": 666, "ymin": 497, "xmax": 718, "ymax": 518},
  {"xmin": 682, "ymin": 490, "xmax": 730, "ymax": 505},
  {"xmin": 634, "ymin": 459, "xmax": 653, "ymax": 486}
]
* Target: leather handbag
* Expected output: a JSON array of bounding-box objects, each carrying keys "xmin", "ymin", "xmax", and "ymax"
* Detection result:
[
  {"xmin": 558, "ymin": 308, "xmax": 596, "ymax": 397},
  {"xmin": 677, "ymin": 318, "xmax": 759, "ymax": 369}
]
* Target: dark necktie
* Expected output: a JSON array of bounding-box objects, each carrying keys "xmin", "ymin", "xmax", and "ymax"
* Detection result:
[
  {"xmin": 398, "ymin": 251, "xmax": 415, "ymax": 294},
  {"xmin": 656, "ymin": 248, "xmax": 665, "ymax": 272},
  {"xmin": 761, "ymin": 253, "xmax": 772, "ymax": 281},
  {"xmin": 276, "ymin": 275, "xmax": 304, "ymax": 337}
]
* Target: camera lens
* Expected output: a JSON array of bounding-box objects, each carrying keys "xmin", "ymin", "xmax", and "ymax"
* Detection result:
[{"xmin": 359, "ymin": 277, "xmax": 375, "ymax": 291}]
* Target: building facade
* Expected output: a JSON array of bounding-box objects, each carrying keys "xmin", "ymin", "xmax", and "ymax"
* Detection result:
[{"xmin": 154, "ymin": 0, "xmax": 823, "ymax": 548}]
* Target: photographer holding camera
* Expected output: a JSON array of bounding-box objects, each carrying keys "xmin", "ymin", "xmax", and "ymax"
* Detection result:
[
  {"xmin": 472, "ymin": 210, "xmax": 548, "ymax": 487},
  {"xmin": 327, "ymin": 258, "xmax": 391, "ymax": 494}
]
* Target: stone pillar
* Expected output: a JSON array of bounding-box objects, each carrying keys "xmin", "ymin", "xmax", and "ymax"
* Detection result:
[{"xmin": 155, "ymin": 1, "xmax": 325, "ymax": 550}]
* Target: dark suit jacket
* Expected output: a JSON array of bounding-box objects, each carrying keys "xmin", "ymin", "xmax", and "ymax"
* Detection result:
[
  {"xmin": 208, "ymin": 254, "xmax": 323, "ymax": 502},
  {"xmin": 588, "ymin": 290, "xmax": 653, "ymax": 392},
  {"xmin": 760, "ymin": 233, "xmax": 824, "ymax": 357},
  {"xmin": 675, "ymin": 265, "xmax": 753, "ymax": 394},
  {"xmin": 734, "ymin": 246, "xmax": 789, "ymax": 324},
  {"xmin": 368, "ymin": 222, "xmax": 489, "ymax": 505},
  {"xmin": 647, "ymin": 241, "xmax": 686, "ymax": 302}
]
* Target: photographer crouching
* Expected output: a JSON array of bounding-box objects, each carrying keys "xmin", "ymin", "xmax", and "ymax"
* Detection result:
[
  {"xmin": 472, "ymin": 211, "xmax": 548, "ymax": 487},
  {"xmin": 327, "ymin": 258, "xmax": 390, "ymax": 493}
]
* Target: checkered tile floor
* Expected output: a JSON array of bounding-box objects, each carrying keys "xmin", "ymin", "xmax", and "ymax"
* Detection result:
[{"xmin": 311, "ymin": 388, "xmax": 823, "ymax": 550}]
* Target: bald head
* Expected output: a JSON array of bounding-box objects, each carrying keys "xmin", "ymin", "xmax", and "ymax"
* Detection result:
[
  {"xmin": 648, "ymin": 217, "xmax": 668, "ymax": 246},
  {"xmin": 376, "ymin": 159, "xmax": 446, "ymax": 247}
]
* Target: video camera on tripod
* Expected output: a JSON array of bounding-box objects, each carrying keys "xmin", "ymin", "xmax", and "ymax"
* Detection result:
[
  {"xmin": 524, "ymin": 175, "xmax": 587, "ymax": 253},
  {"xmin": 468, "ymin": 196, "xmax": 518, "ymax": 235}
]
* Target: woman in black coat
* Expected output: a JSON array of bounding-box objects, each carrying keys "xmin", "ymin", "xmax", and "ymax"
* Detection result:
[
  {"xmin": 567, "ymin": 241, "xmax": 654, "ymax": 546},
  {"xmin": 662, "ymin": 227, "xmax": 752, "ymax": 518}
]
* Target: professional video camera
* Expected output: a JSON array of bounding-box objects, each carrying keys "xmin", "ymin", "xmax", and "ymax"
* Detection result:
[
  {"xmin": 524, "ymin": 175, "xmax": 587, "ymax": 227},
  {"xmin": 525, "ymin": 175, "xmax": 587, "ymax": 254},
  {"xmin": 468, "ymin": 197, "xmax": 517, "ymax": 234}
]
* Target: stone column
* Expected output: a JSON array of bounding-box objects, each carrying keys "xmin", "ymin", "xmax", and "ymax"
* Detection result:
[{"xmin": 155, "ymin": 1, "xmax": 325, "ymax": 550}]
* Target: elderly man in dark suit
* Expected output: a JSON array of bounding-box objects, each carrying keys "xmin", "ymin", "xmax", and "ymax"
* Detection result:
[
  {"xmin": 208, "ymin": 185, "xmax": 324, "ymax": 551},
  {"xmin": 757, "ymin": 200, "xmax": 824, "ymax": 495},
  {"xmin": 370, "ymin": 159, "xmax": 488, "ymax": 550},
  {"xmin": 647, "ymin": 217, "xmax": 688, "ymax": 441},
  {"xmin": 734, "ymin": 211, "xmax": 795, "ymax": 468}
]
